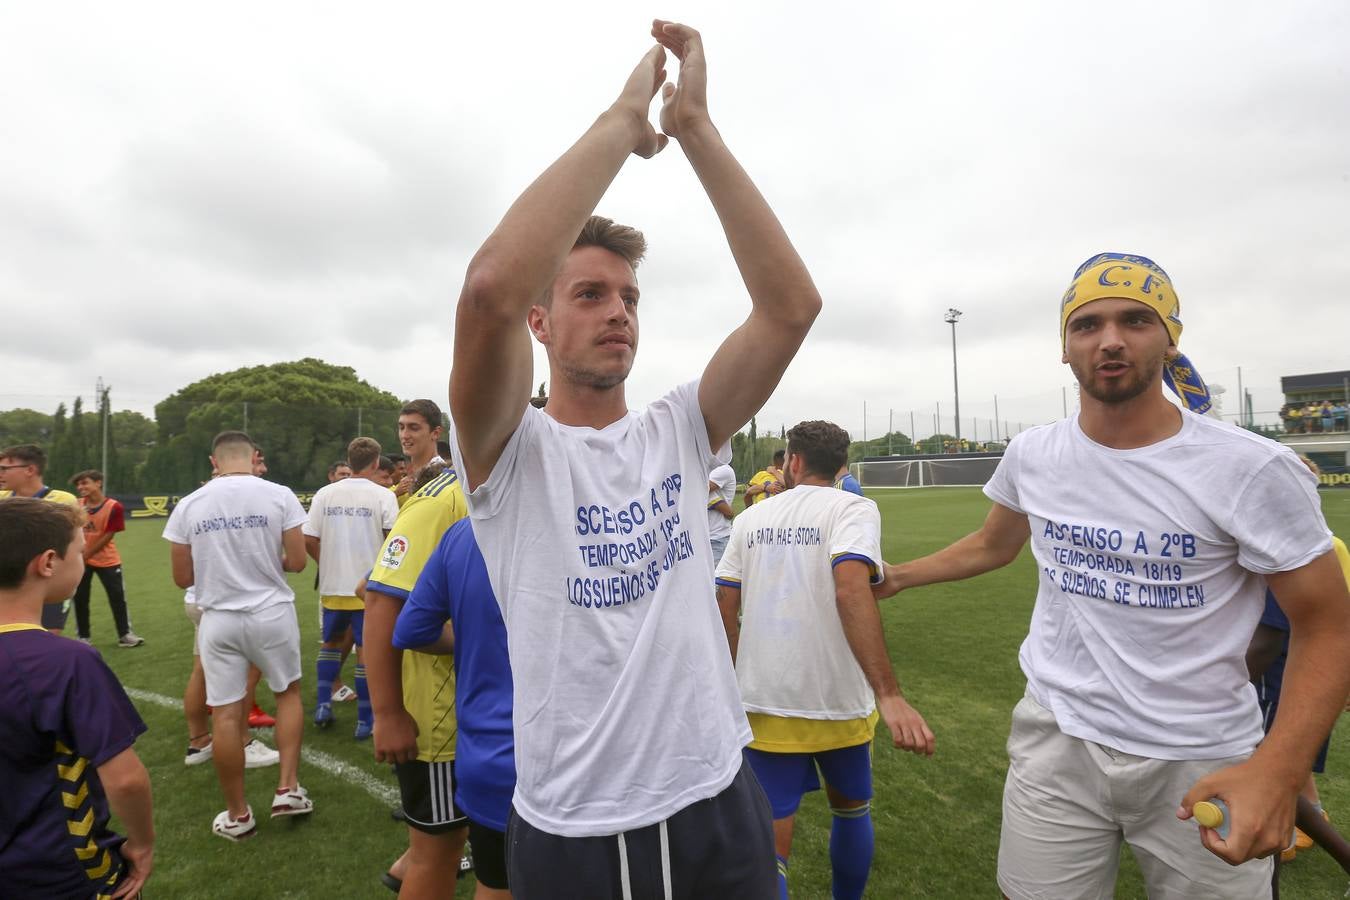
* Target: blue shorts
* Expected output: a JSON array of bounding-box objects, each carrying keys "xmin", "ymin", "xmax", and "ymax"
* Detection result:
[
  {"xmin": 743, "ymin": 742, "xmax": 873, "ymax": 819},
  {"xmin": 321, "ymin": 608, "xmax": 364, "ymax": 646}
]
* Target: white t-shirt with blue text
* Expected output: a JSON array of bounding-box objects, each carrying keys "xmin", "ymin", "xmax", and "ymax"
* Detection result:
[
  {"xmin": 451, "ymin": 380, "xmax": 751, "ymax": 837},
  {"xmin": 163, "ymin": 476, "xmax": 308, "ymax": 613},
  {"xmin": 985, "ymin": 410, "xmax": 1331, "ymax": 760},
  {"xmin": 716, "ymin": 484, "xmax": 884, "ymax": 719},
  {"xmin": 303, "ymin": 476, "xmax": 399, "ymax": 597},
  {"xmin": 707, "ymin": 463, "xmax": 738, "ymax": 544}
]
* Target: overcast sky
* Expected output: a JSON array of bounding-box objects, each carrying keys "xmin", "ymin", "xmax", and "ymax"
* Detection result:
[{"xmin": 3, "ymin": 1, "xmax": 1347, "ymax": 442}]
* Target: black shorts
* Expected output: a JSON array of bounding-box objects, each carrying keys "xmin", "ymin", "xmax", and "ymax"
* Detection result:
[
  {"xmin": 395, "ymin": 760, "xmax": 468, "ymax": 834},
  {"xmin": 468, "ymin": 819, "xmax": 509, "ymax": 890},
  {"xmin": 506, "ymin": 759, "xmax": 775, "ymax": 899},
  {"xmin": 42, "ymin": 599, "xmax": 71, "ymax": 631}
]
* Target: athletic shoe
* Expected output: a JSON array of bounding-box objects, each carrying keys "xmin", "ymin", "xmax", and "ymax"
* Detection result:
[
  {"xmin": 313, "ymin": 703, "xmax": 334, "ymax": 728},
  {"xmin": 333, "ymin": 685, "xmax": 357, "ymax": 703},
  {"xmin": 270, "ymin": 784, "xmax": 313, "ymax": 818},
  {"xmin": 117, "ymin": 632, "xmax": 145, "ymax": 648},
  {"xmin": 212, "ymin": 807, "xmax": 256, "ymax": 842},
  {"xmin": 243, "ymin": 739, "xmax": 280, "ymax": 769},
  {"xmin": 76, "ymin": 636, "xmax": 93, "ymax": 645},
  {"xmin": 184, "ymin": 742, "xmax": 214, "ymax": 766},
  {"xmin": 354, "ymin": 720, "xmax": 373, "ymax": 741},
  {"xmin": 248, "ymin": 705, "xmax": 276, "ymax": 728}
]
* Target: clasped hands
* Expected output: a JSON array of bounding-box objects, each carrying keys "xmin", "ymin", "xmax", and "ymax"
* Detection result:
[{"xmin": 611, "ymin": 20, "xmax": 713, "ymax": 159}]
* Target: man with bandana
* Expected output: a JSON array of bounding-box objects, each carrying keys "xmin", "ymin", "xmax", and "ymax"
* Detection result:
[{"xmin": 873, "ymin": 253, "xmax": 1350, "ymax": 897}]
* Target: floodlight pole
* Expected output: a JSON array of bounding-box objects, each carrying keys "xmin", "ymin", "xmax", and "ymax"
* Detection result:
[{"xmin": 944, "ymin": 309, "xmax": 962, "ymax": 443}]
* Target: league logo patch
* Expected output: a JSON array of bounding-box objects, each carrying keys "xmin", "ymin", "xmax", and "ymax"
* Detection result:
[{"xmin": 380, "ymin": 535, "xmax": 409, "ymax": 570}]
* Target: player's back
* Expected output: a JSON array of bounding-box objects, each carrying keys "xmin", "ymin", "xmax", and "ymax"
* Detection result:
[{"xmin": 307, "ymin": 477, "xmax": 398, "ymax": 597}]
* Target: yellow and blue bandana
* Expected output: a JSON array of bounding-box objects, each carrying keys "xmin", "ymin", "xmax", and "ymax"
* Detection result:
[{"xmin": 1061, "ymin": 252, "xmax": 1211, "ymax": 414}]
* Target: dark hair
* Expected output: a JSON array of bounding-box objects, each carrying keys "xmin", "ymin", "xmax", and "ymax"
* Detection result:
[
  {"xmin": 212, "ymin": 430, "xmax": 257, "ymax": 454},
  {"xmin": 772, "ymin": 449, "xmax": 786, "ymax": 464},
  {"xmin": 0, "ymin": 498, "xmax": 84, "ymax": 589},
  {"xmin": 539, "ymin": 216, "xmax": 648, "ymax": 307},
  {"xmin": 0, "ymin": 444, "xmax": 47, "ymax": 474},
  {"xmin": 377, "ymin": 456, "xmax": 396, "ymax": 474},
  {"xmin": 327, "ymin": 460, "xmax": 351, "ymax": 477},
  {"xmin": 385, "ymin": 453, "xmax": 407, "ymax": 464},
  {"xmin": 70, "ymin": 469, "xmax": 104, "ymax": 486},
  {"xmin": 436, "ymin": 440, "xmax": 452, "ymax": 460},
  {"xmin": 412, "ymin": 462, "xmax": 450, "ymax": 493},
  {"xmin": 347, "ymin": 437, "xmax": 382, "ymax": 472},
  {"xmin": 401, "ymin": 400, "xmax": 443, "ymax": 431},
  {"xmin": 785, "ymin": 421, "xmax": 850, "ymax": 480}
]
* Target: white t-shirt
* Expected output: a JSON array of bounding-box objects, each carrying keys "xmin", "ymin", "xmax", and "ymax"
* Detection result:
[
  {"xmin": 162, "ymin": 476, "xmax": 309, "ymax": 613},
  {"xmin": 303, "ymin": 476, "xmax": 400, "ymax": 597},
  {"xmin": 451, "ymin": 380, "xmax": 751, "ymax": 837},
  {"xmin": 985, "ymin": 410, "xmax": 1332, "ymax": 760},
  {"xmin": 716, "ymin": 484, "xmax": 883, "ymax": 719},
  {"xmin": 707, "ymin": 463, "xmax": 737, "ymax": 543}
]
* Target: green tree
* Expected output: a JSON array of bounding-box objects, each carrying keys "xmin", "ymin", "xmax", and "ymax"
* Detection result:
[
  {"xmin": 0, "ymin": 408, "xmax": 53, "ymax": 447},
  {"xmin": 142, "ymin": 358, "xmax": 404, "ymax": 493},
  {"xmin": 46, "ymin": 402, "xmax": 74, "ymax": 485}
]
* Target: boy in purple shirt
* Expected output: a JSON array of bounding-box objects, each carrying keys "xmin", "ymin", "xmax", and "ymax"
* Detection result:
[{"xmin": 0, "ymin": 498, "xmax": 154, "ymax": 898}]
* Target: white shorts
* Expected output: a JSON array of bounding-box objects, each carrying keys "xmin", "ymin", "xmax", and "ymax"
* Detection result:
[
  {"xmin": 185, "ymin": 600, "xmax": 203, "ymax": 655},
  {"xmin": 998, "ymin": 692, "xmax": 1271, "ymax": 900},
  {"xmin": 198, "ymin": 603, "xmax": 302, "ymax": 707}
]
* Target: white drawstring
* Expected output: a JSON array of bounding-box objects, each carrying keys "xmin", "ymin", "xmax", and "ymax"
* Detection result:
[
  {"xmin": 659, "ymin": 819, "xmax": 673, "ymax": 900},
  {"xmin": 617, "ymin": 831, "xmax": 633, "ymax": 900}
]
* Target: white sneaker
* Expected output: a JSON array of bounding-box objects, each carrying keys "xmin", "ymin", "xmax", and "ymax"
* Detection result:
[
  {"xmin": 271, "ymin": 784, "xmax": 313, "ymax": 818},
  {"xmin": 212, "ymin": 806, "xmax": 256, "ymax": 841},
  {"xmin": 117, "ymin": 631, "xmax": 146, "ymax": 648},
  {"xmin": 243, "ymin": 739, "xmax": 280, "ymax": 769},
  {"xmin": 332, "ymin": 685, "xmax": 357, "ymax": 703},
  {"xmin": 185, "ymin": 741, "xmax": 214, "ymax": 766}
]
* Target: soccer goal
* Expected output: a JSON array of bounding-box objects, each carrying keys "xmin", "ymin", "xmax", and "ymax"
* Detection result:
[{"xmin": 850, "ymin": 454, "xmax": 1003, "ymax": 488}]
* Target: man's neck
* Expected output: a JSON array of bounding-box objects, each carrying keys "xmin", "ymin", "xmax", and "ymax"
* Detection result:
[
  {"xmin": 1077, "ymin": 388, "xmax": 1184, "ymax": 449},
  {"xmin": 85, "ymin": 491, "xmax": 106, "ymax": 506},
  {"xmin": 795, "ymin": 475, "xmax": 832, "ymax": 488},
  {"xmin": 544, "ymin": 377, "xmax": 629, "ymax": 430},
  {"xmin": 410, "ymin": 449, "xmax": 437, "ymax": 470},
  {"xmin": 0, "ymin": 589, "xmax": 44, "ymax": 628},
  {"xmin": 11, "ymin": 482, "xmax": 45, "ymax": 498}
]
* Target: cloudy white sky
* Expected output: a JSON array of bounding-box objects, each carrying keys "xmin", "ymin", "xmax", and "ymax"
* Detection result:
[{"xmin": 3, "ymin": 1, "xmax": 1347, "ymax": 442}]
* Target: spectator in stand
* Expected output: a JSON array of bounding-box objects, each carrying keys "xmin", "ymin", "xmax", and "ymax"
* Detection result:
[
  {"xmin": 1321, "ymin": 401, "xmax": 1335, "ymax": 434},
  {"xmin": 1305, "ymin": 402, "xmax": 1323, "ymax": 432},
  {"xmin": 70, "ymin": 470, "xmax": 144, "ymax": 647},
  {"xmin": 1334, "ymin": 401, "xmax": 1349, "ymax": 433},
  {"xmin": 1284, "ymin": 404, "xmax": 1303, "ymax": 434}
]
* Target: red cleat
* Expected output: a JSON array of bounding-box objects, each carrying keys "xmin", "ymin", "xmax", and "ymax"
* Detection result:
[{"xmin": 248, "ymin": 704, "xmax": 276, "ymax": 728}]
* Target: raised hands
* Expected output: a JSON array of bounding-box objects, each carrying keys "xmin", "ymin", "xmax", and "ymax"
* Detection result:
[
  {"xmin": 652, "ymin": 20, "xmax": 711, "ymax": 142},
  {"xmin": 612, "ymin": 44, "xmax": 670, "ymax": 159}
]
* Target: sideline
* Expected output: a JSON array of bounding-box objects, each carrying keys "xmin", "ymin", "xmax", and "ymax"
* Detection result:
[{"xmin": 124, "ymin": 687, "xmax": 399, "ymax": 806}]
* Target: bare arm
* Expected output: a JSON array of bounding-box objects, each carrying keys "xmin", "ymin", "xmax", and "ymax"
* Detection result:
[
  {"xmin": 281, "ymin": 526, "xmax": 306, "ymax": 573},
  {"xmin": 834, "ymin": 560, "xmax": 934, "ymax": 756},
  {"xmin": 1181, "ymin": 550, "xmax": 1350, "ymax": 864},
  {"xmin": 1244, "ymin": 623, "xmax": 1285, "ymax": 682},
  {"xmin": 711, "ymin": 499, "xmax": 734, "ymax": 520},
  {"xmin": 450, "ymin": 46, "xmax": 670, "ymax": 491},
  {"xmin": 874, "ymin": 502, "xmax": 1029, "ymax": 599},
  {"xmin": 364, "ymin": 588, "xmax": 419, "ymax": 764},
  {"xmin": 98, "ymin": 747, "xmax": 154, "ymax": 898},
  {"xmin": 716, "ymin": 582, "xmax": 741, "ymax": 663},
  {"xmin": 304, "ymin": 535, "xmax": 321, "ymax": 564},
  {"xmin": 169, "ymin": 542, "xmax": 193, "ymax": 589},
  {"xmin": 649, "ymin": 22, "xmax": 822, "ymax": 450}
]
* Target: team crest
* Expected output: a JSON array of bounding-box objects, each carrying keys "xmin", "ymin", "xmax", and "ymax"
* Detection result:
[{"xmin": 381, "ymin": 536, "xmax": 410, "ymax": 570}]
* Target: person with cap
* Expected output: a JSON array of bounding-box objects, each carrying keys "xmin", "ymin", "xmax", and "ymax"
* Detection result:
[{"xmin": 872, "ymin": 253, "xmax": 1350, "ymax": 897}]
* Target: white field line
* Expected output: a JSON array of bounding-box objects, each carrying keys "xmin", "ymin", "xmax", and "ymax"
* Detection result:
[{"xmin": 124, "ymin": 687, "xmax": 399, "ymax": 806}]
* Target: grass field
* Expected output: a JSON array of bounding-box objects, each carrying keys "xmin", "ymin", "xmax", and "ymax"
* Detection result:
[{"xmin": 87, "ymin": 487, "xmax": 1350, "ymax": 898}]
